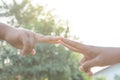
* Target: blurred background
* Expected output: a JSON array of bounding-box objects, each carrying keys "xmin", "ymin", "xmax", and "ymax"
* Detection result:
[{"xmin": 0, "ymin": 0, "xmax": 120, "ymax": 80}]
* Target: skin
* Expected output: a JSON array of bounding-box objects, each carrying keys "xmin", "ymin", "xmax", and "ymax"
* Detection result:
[
  {"xmin": 0, "ymin": 23, "xmax": 60, "ymax": 56},
  {"xmin": 60, "ymin": 37, "xmax": 120, "ymax": 76}
]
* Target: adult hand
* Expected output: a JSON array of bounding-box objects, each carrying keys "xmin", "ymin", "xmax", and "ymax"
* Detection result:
[
  {"xmin": 60, "ymin": 37, "xmax": 120, "ymax": 76},
  {"xmin": 1, "ymin": 24, "xmax": 59, "ymax": 56}
]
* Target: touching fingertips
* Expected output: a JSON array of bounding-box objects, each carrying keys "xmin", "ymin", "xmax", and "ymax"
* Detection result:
[{"xmin": 59, "ymin": 41, "xmax": 65, "ymax": 44}]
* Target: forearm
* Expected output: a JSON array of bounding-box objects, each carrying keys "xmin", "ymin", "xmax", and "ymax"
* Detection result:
[
  {"xmin": 0, "ymin": 23, "xmax": 13, "ymax": 40},
  {"xmin": 104, "ymin": 47, "xmax": 120, "ymax": 63}
]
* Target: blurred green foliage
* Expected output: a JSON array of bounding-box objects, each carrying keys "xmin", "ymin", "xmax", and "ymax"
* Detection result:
[
  {"xmin": 92, "ymin": 76, "xmax": 106, "ymax": 80},
  {"xmin": 0, "ymin": 0, "xmax": 85, "ymax": 80}
]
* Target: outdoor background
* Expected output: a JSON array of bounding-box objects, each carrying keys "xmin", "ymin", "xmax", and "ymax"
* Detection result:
[{"xmin": 0, "ymin": 0, "xmax": 120, "ymax": 80}]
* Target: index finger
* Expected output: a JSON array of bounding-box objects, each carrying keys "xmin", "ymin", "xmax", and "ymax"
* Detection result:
[
  {"xmin": 60, "ymin": 37, "xmax": 90, "ymax": 54},
  {"xmin": 35, "ymin": 34, "xmax": 60, "ymax": 43}
]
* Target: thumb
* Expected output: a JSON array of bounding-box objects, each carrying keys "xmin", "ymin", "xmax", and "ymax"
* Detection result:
[{"xmin": 80, "ymin": 57, "xmax": 99, "ymax": 72}]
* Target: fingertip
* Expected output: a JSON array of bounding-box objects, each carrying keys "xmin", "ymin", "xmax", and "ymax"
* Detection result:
[
  {"xmin": 20, "ymin": 50, "xmax": 26, "ymax": 57},
  {"xmin": 54, "ymin": 37, "xmax": 61, "ymax": 42},
  {"xmin": 79, "ymin": 61, "xmax": 83, "ymax": 65},
  {"xmin": 79, "ymin": 65, "xmax": 93, "ymax": 76},
  {"xmin": 31, "ymin": 49, "xmax": 36, "ymax": 55},
  {"xmin": 87, "ymin": 71, "xmax": 93, "ymax": 76}
]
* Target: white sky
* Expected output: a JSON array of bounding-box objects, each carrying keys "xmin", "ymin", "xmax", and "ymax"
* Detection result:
[{"xmin": 34, "ymin": 0, "xmax": 120, "ymax": 47}]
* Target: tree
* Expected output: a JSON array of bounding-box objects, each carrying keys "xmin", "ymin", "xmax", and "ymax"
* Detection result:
[{"xmin": 0, "ymin": 0, "xmax": 84, "ymax": 80}]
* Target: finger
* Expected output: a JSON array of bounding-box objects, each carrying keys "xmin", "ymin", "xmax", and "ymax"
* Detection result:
[
  {"xmin": 79, "ymin": 57, "xmax": 87, "ymax": 65},
  {"xmin": 31, "ymin": 49, "xmax": 36, "ymax": 55},
  {"xmin": 81, "ymin": 57, "xmax": 99, "ymax": 72},
  {"xmin": 61, "ymin": 41, "xmax": 89, "ymax": 54},
  {"xmin": 79, "ymin": 66, "xmax": 93, "ymax": 76},
  {"xmin": 43, "ymin": 36, "xmax": 60, "ymax": 43},
  {"xmin": 35, "ymin": 34, "xmax": 60, "ymax": 43},
  {"xmin": 60, "ymin": 41, "xmax": 81, "ymax": 52},
  {"xmin": 20, "ymin": 49, "xmax": 23, "ymax": 55},
  {"xmin": 29, "ymin": 33, "xmax": 36, "ymax": 55},
  {"xmin": 42, "ymin": 40, "xmax": 60, "ymax": 44},
  {"xmin": 79, "ymin": 65, "xmax": 84, "ymax": 72},
  {"xmin": 60, "ymin": 37, "xmax": 83, "ymax": 48},
  {"xmin": 60, "ymin": 38, "xmax": 90, "ymax": 54},
  {"xmin": 21, "ymin": 35, "xmax": 32, "ymax": 56},
  {"xmin": 87, "ymin": 70, "xmax": 93, "ymax": 76}
]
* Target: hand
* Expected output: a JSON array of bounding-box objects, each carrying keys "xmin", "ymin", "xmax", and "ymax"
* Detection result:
[
  {"xmin": 4, "ymin": 27, "xmax": 60, "ymax": 56},
  {"xmin": 60, "ymin": 37, "xmax": 120, "ymax": 76}
]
